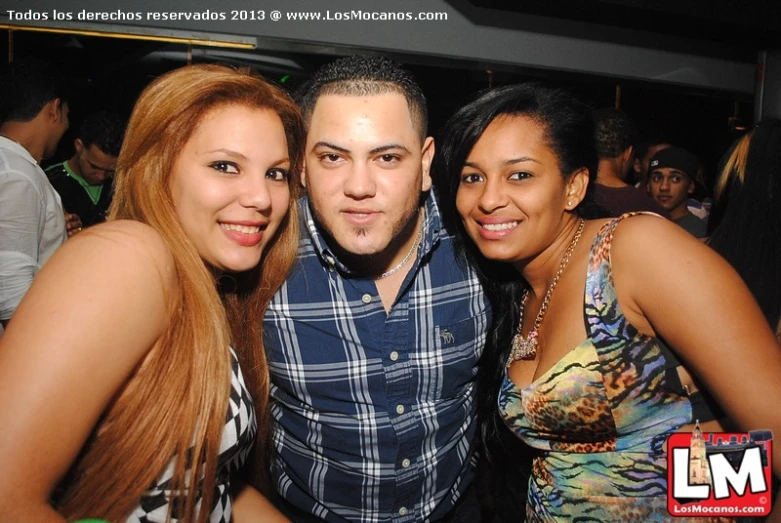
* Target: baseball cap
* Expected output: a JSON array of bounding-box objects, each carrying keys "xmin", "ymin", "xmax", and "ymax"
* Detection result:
[{"xmin": 649, "ymin": 147, "xmax": 698, "ymax": 178}]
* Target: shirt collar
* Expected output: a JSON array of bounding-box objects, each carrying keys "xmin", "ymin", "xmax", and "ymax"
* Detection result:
[
  {"xmin": 302, "ymin": 187, "xmax": 445, "ymax": 275},
  {"xmin": 0, "ymin": 135, "xmax": 38, "ymax": 167}
]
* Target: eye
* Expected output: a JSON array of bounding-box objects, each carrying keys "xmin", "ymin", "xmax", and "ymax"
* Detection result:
[
  {"xmin": 508, "ymin": 171, "xmax": 532, "ymax": 181},
  {"xmin": 671, "ymin": 175, "xmax": 683, "ymax": 184},
  {"xmin": 460, "ymin": 172, "xmax": 483, "ymax": 184},
  {"xmin": 378, "ymin": 153, "xmax": 401, "ymax": 164},
  {"xmin": 319, "ymin": 153, "xmax": 342, "ymax": 164},
  {"xmin": 266, "ymin": 168, "xmax": 289, "ymax": 181},
  {"xmin": 210, "ymin": 161, "xmax": 239, "ymax": 174}
]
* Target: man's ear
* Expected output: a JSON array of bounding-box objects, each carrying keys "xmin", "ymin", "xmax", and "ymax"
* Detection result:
[
  {"xmin": 420, "ymin": 136, "xmax": 434, "ymax": 192},
  {"xmin": 74, "ymin": 138, "xmax": 84, "ymax": 155},
  {"xmin": 565, "ymin": 167, "xmax": 589, "ymax": 209},
  {"xmin": 622, "ymin": 145, "xmax": 634, "ymax": 163},
  {"xmin": 48, "ymin": 98, "xmax": 64, "ymax": 122},
  {"xmin": 688, "ymin": 180, "xmax": 695, "ymax": 195}
]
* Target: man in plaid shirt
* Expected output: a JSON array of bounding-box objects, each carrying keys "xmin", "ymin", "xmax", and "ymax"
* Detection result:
[{"xmin": 263, "ymin": 56, "xmax": 490, "ymax": 522}]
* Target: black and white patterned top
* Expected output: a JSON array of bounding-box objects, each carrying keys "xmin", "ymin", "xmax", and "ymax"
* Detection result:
[{"xmin": 127, "ymin": 348, "xmax": 257, "ymax": 522}]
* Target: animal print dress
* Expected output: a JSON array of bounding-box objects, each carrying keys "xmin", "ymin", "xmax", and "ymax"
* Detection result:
[{"xmin": 498, "ymin": 214, "xmax": 732, "ymax": 522}]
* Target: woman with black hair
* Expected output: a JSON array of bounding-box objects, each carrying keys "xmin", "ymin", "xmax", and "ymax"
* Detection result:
[
  {"xmin": 436, "ymin": 84, "xmax": 781, "ymax": 522},
  {"xmin": 708, "ymin": 119, "xmax": 781, "ymax": 342}
]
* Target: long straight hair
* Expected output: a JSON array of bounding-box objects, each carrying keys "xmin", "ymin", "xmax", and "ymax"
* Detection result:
[
  {"xmin": 708, "ymin": 119, "xmax": 781, "ymax": 331},
  {"xmin": 56, "ymin": 64, "xmax": 304, "ymax": 522}
]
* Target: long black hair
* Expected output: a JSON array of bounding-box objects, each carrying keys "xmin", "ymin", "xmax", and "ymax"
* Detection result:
[
  {"xmin": 433, "ymin": 83, "xmax": 599, "ymax": 454},
  {"xmin": 708, "ymin": 119, "xmax": 781, "ymax": 332}
]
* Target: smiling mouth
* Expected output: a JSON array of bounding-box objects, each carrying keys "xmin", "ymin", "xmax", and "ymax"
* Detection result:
[
  {"xmin": 219, "ymin": 223, "xmax": 263, "ymax": 234},
  {"xmin": 481, "ymin": 221, "xmax": 519, "ymax": 231}
]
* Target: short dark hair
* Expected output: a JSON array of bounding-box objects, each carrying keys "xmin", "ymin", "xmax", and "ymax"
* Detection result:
[
  {"xmin": 0, "ymin": 57, "xmax": 69, "ymax": 123},
  {"xmin": 296, "ymin": 55, "xmax": 428, "ymax": 140},
  {"xmin": 593, "ymin": 107, "xmax": 637, "ymax": 159},
  {"xmin": 79, "ymin": 111, "xmax": 125, "ymax": 157}
]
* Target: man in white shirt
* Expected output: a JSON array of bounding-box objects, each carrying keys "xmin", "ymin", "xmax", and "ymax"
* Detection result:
[{"xmin": 0, "ymin": 58, "xmax": 70, "ymax": 329}]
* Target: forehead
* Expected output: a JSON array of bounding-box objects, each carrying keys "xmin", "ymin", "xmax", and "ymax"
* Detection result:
[
  {"xmin": 469, "ymin": 115, "xmax": 550, "ymax": 158},
  {"xmin": 83, "ymin": 143, "xmax": 117, "ymax": 163},
  {"xmin": 307, "ymin": 93, "xmax": 419, "ymax": 148}
]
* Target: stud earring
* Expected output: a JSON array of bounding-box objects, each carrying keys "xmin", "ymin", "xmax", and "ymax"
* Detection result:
[{"xmin": 567, "ymin": 200, "xmax": 573, "ymax": 207}]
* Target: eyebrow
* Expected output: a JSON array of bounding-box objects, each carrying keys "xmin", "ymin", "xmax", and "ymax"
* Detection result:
[
  {"xmin": 369, "ymin": 144, "xmax": 412, "ymax": 155},
  {"xmin": 311, "ymin": 141, "xmax": 349, "ymax": 154},
  {"xmin": 463, "ymin": 156, "xmax": 541, "ymax": 169},
  {"xmin": 311, "ymin": 142, "xmax": 412, "ymax": 155},
  {"xmin": 87, "ymin": 160, "xmax": 115, "ymax": 171},
  {"xmin": 204, "ymin": 148, "xmax": 249, "ymax": 162},
  {"xmin": 652, "ymin": 169, "xmax": 687, "ymax": 177}
]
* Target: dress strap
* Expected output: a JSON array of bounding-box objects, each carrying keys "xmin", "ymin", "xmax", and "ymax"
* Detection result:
[{"xmin": 584, "ymin": 212, "xmax": 663, "ymax": 342}]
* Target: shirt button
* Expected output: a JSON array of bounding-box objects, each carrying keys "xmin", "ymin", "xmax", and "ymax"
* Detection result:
[
  {"xmin": 396, "ymin": 404, "xmax": 405, "ymax": 415},
  {"xmin": 401, "ymin": 458, "xmax": 411, "ymax": 468},
  {"xmin": 361, "ymin": 294, "xmax": 372, "ymax": 304},
  {"xmin": 399, "ymin": 507, "xmax": 408, "ymax": 516},
  {"xmin": 390, "ymin": 351, "xmax": 399, "ymax": 361}
]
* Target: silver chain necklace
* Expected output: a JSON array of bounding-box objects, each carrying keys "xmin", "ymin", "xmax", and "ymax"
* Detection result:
[{"xmin": 373, "ymin": 209, "xmax": 424, "ymax": 280}]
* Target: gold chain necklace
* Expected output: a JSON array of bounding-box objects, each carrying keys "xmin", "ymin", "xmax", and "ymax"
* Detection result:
[
  {"xmin": 508, "ymin": 218, "xmax": 586, "ymax": 365},
  {"xmin": 373, "ymin": 209, "xmax": 424, "ymax": 280}
]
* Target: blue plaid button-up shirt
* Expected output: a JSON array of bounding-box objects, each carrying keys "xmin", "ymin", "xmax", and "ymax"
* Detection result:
[{"xmin": 264, "ymin": 190, "xmax": 490, "ymax": 522}]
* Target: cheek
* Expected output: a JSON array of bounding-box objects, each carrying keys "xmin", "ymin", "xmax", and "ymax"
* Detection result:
[
  {"xmin": 455, "ymin": 193, "xmax": 469, "ymax": 218},
  {"xmin": 271, "ymin": 186, "xmax": 291, "ymax": 220}
]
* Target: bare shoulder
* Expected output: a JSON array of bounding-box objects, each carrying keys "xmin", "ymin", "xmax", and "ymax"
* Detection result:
[
  {"xmin": 53, "ymin": 220, "xmax": 176, "ymax": 290},
  {"xmin": 609, "ymin": 213, "xmax": 716, "ymax": 268}
]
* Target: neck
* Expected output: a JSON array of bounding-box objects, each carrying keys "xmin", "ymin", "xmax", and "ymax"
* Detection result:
[
  {"xmin": 0, "ymin": 122, "xmax": 46, "ymax": 162},
  {"xmin": 669, "ymin": 205, "xmax": 691, "ymax": 221},
  {"xmin": 514, "ymin": 215, "xmax": 584, "ymax": 298},
  {"xmin": 66, "ymin": 155, "xmax": 83, "ymax": 177},
  {"xmin": 596, "ymin": 159, "xmax": 628, "ymax": 188}
]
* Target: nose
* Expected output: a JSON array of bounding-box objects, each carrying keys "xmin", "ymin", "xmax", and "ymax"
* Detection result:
[
  {"xmin": 477, "ymin": 177, "xmax": 507, "ymax": 213},
  {"xmin": 343, "ymin": 162, "xmax": 376, "ymax": 200},
  {"xmin": 659, "ymin": 177, "xmax": 671, "ymax": 191},
  {"xmin": 238, "ymin": 173, "xmax": 273, "ymax": 211}
]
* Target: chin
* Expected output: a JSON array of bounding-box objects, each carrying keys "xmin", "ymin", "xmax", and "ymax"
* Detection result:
[
  {"xmin": 215, "ymin": 252, "xmax": 264, "ymax": 273},
  {"xmin": 330, "ymin": 230, "xmax": 389, "ymax": 257}
]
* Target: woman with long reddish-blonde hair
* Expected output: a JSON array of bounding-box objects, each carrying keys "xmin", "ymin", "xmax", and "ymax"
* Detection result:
[{"xmin": 0, "ymin": 64, "xmax": 302, "ymax": 522}]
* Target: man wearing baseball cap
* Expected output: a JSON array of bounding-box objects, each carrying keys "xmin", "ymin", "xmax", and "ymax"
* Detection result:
[{"xmin": 647, "ymin": 147, "xmax": 708, "ymax": 238}]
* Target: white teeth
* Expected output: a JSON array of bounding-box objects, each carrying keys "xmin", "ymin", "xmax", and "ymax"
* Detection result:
[
  {"xmin": 220, "ymin": 223, "xmax": 260, "ymax": 234},
  {"xmin": 482, "ymin": 222, "xmax": 518, "ymax": 231}
]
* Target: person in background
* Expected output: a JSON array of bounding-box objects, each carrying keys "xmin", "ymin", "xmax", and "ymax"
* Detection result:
[
  {"xmin": 631, "ymin": 136, "xmax": 671, "ymax": 188},
  {"xmin": 47, "ymin": 111, "xmax": 125, "ymax": 229},
  {"xmin": 591, "ymin": 108, "xmax": 668, "ymax": 217},
  {"xmin": 0, "ymin": 57, "xmax": 69, "ymax": 331},
  {"xmin": 708, "ymin": 118, "xmax": 781, "ymax": 341},
  {"xmin": 647, "ymin": 147, "xmax": 708, "ymax": 238},
  {"xmin": 0, "ymin": 64, "xmax": 302, "ymax": 522}
]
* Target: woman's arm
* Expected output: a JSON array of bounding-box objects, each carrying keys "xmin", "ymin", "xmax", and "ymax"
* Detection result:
[
  {"xmin": 232, "ymin": 483, "xmax": 290, "ymax": 523},
  {"xmin": 0, "ymin": 220, "xmax": 176, "ymax": 520},
  {"xmin": 610, "ymin": 215, "xmax": 781, "ymax": 475}
]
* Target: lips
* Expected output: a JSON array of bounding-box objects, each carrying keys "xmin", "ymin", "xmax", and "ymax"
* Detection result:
[
  {"xmin": 476, "ymin": 218, "xmax": 520, "ymax": 240},
  {"xmin": 219, "ymin": 221, "xmax": 267, "ymax": 247},
  {"xmin": 341, "ymin": 208, "xmax": 380, "ymax": 226}
]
